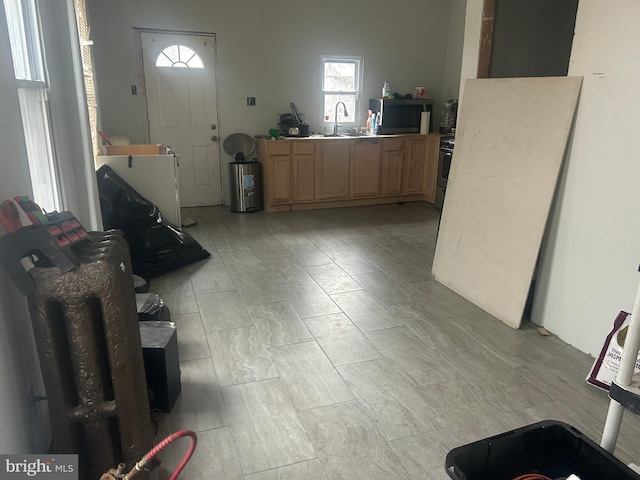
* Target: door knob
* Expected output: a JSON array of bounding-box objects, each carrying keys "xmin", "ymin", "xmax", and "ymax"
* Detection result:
[
  {"xmin": 211, "ymin": 124, "xmax": 217, "ymax": 130},
  {"xmin": 211, "ymin": 135, "xmax": 218, "ymax": 142}
]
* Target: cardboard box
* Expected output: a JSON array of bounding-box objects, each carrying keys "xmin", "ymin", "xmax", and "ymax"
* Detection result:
[{"xmin": 103, "ymin": 144, "xmax": 165, "ymax": 156}]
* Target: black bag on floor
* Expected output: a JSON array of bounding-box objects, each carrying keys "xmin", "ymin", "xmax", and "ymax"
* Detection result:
[
  {"xmin": 96, "ymin": 165, "xmax": 210, "ymax": 278},
  {"xmin": 136, "ymin": 293, "xmax": 171, "ymax": 322}
]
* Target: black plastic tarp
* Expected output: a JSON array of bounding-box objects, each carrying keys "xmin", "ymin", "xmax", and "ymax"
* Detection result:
[{"xmin": 96, "ymin": 164, "xmax": 210, "ymax": 278}]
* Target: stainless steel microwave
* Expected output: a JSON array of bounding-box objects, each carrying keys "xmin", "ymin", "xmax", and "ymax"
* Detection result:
[{"xmin": 369, "ymin": 98, "xmax": 433, "ymax": 134}]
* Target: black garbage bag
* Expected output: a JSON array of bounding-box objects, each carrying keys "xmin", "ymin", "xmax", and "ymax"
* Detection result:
[{"xmin": 96, "ymin": 165, "xmax": 210, "ymax": 278}]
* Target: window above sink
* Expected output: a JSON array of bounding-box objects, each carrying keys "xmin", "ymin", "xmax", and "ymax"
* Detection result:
[{"xmin": 321, "ymin": 56, "xmax": 362, "ymax": 129}]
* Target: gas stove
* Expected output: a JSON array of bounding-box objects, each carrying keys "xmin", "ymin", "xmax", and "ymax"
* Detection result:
[{"xmin": 440, "ymin": 135, "xmax": 455, "ymax": 151}]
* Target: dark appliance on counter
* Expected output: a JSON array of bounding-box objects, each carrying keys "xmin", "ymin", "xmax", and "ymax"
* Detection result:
[
  {"xmin": 369, "ymin": 98, "xmax": 433, "ymax": 134},
  {"xmin": 278, "ymin": 102, "xmax": 310, "ymax": 137},
  {"xmin": 435, "ymin": 134, "xmax": 454, "ymax": 211}
]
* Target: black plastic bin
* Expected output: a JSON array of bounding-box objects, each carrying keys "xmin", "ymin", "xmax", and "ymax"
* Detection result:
[{"xmin": 445, "ymin": 420, "xmax": 640, "ymax": 480}]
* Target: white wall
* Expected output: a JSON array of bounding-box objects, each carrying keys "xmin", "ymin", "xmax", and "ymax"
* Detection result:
[
  {"xmin": 533, "ymin": 0, "xmax": 640, "ymax": 356},
  {"xmin": 87, "ymin": 0, "xmax": 454, "ymax": 201},
  {"xmin": 457, "ymin": 0, "xmax": 482, "ymax": 102},
  {"xmin": 443, "ymin": 0, "xmax": 466, "ymax": 100},
  {"xmin": 456, "ymin": 0, "xmax": 640, "ymax": 357}
]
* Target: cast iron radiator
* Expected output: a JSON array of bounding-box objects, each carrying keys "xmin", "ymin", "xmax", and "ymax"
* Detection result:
[{"xmin": 26, "ymin": 230, "xmax": 153, "ymax": 479}]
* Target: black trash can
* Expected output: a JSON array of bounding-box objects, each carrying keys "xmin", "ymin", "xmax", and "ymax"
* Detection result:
[{"xmin": 228, "ymin": 160, "xmax": 263, "ymax": 213}]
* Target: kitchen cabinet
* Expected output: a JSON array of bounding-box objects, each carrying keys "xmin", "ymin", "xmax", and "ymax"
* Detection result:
[
  {"xmin": 257, "ymin": 134, "xmax": 438, "ymax": 212},
  {"xmin": 258, "ymin": 141, "xmax": 291, "ymax": 209},
  {"xmin": 423, "ymin": 134, "xmax": 440, "ymax": 202},
  {"xmin": 351, "ymin": 139, "xmax": 382, "ymax": 197},
  {"xmin": 404, "ymin": 137, "xmax": 427, "ymax": 194},
  {"xmin": 316, "ymin": 141, "xmax": 351, "ymax": 200},
  {"xmin": 382, "ymin": 138, "xmax": 406, "ymax": 195},
  {"xmin": 292, "ymin": 142, "xmax": 315, "ymax": 202}
]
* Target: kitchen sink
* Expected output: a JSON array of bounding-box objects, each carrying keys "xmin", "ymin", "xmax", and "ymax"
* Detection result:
[
  {"xmin": 324, "ymin": 132, "xmax": 378, "ymax": 138},
  {"xmin": 324, "ymin": 132, "xmax": 352, "ymax": 137}
]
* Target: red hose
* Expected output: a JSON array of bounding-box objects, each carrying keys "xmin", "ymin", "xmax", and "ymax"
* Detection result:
[{"xmin": 125, "ymin": 429, "xmax": 197, "ymax": 479}]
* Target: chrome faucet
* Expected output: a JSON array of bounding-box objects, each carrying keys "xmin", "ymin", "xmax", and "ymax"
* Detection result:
[{"xmin": 333, "ymin": 101, "xmax": 349, "ymax": 136}]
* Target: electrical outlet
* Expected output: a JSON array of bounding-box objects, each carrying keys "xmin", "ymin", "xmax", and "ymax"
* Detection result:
[{"xmin": 246, "ymin": 96, "xmax": 256, "ymax": 106}]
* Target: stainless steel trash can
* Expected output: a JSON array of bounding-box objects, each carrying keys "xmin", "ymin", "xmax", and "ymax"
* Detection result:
[{"xmin": 229, "ymin": 161, "xmax": 263, "ymax": 213}]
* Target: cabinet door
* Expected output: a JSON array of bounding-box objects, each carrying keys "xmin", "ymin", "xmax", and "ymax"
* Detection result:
[
  {"xmin": 293, "ymin": 142, "xmax": 315, "ymax": 202},
  {"xmin": 351, "ymin": 140, "xmax": 382, "ymax": 197},
  {"xmin": 293, "ymin": 156, "xmax": 315, "ymax": 201},
  {"xmin": 382, "ymin": 138, "xmax": 405, "ymax": 195},
  {"xmin": 316, "ymin": 142, "xmax": 351, "ymax": 200},
  {"xmin": 403, "ymin": 137, "xmax": 427, "ymax": 194},
  {"xmin": 268, "ymin": 155, "xmax": 291, "ymax": 204},
  {"xmin": 423, "ymin": 134, "xmax": 440, "ymax": 201}
]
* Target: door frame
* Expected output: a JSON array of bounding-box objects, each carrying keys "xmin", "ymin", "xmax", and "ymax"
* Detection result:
[
  {"xmin": 478, "ymin": 0, "xmax": 496, "ymax": 79},
  {"xmin": 134, "ymin": 27, "xmax": 224, "ymax": 204}
]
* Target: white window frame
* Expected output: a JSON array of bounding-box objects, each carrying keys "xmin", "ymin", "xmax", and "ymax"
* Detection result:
[
  {"xmin": 4, "ymin": 0, "xmax": 61, "ymax": 212},
  {"xmin": 320, "ymin": 55, "xmax": 363, "ymax": 128}
]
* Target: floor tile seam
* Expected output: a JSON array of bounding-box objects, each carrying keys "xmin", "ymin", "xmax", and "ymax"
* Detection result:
[
  {"xmin": 378, "ymin": 419, "xmax": 444, "ymax": 444},
  {"xmin": 302, "ymin": 403, "xmax": 416, "ymax": 471},
  {"xmin": 449, "ymin": 311, "xmax": 543, "ymax": 336},
  {"xmin": 397, "ymin": 305, "xmax": 478, "ymax": 343},
  {"xmin": 317, "ymin": 286, "xmax": 367, "ymax": 297},
  {"xmin": 265, "ymin": 341, "xmax": 356, "ymax": 403},
  {"xmin": 202, "ymin": 322, "xmax": 259, "ymax": 335},
  {"xmin": 300, "ymin": 398, "xmax": 415, "ymax": 480},
  {"xmin": 214, "ymin": 370, "xmax": 280, "ymax": 390},
  {"xmin": 219, "ymin": 378, "xmax": 323, "ymax": 475},
  {"xmin": 177, "ymin": 352, "xmax": 213, "ymax": 362},
  {"xmin": 301, "ymin": 268, "xmax": 366, "ymax": 296},
  {"xmin": 215, "ymin": 421, "xmax": 254, "ymax": 478},
  {"xmin": 450, "ymin": 357, "xmax": 537, "ymax": 390},
  {"xmin": 311, "ymin": 330, "xmax": 384, "ymax": 368},
  {"xmin": 192, "ymin": 286, "xmax": 237, "ymax": 297},
  {"xmin": 335, "ymin": 363, "xmax": 449, "ymax": 436},
  {"xmin": 265, "ymin": 338, "xmax": 322, "ymax": 353},
  {"xmin": 242, "ymin": 458, "xmax": 327, "ymax": 479},
  {"xmin": 293, "ymin": 304, "xmax": 345, "ymax": 321},
  {"xmin": 202, "ymin": 332, "xmax": 251, "ymax": 396},
  {"xmin": 219, "ymin": 376, "xmax": 288, "ymax": 395}
]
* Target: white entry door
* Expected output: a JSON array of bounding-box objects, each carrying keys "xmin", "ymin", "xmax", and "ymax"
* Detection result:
[{"xmin": 141, "ymin": 31, "xmax": 222, "ymax": 207}]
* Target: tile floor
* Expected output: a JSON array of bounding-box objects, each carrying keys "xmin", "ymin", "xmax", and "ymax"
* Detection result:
[{"xmin": 148, "ymin": 202, "xmax": 640, "ymax": 479}]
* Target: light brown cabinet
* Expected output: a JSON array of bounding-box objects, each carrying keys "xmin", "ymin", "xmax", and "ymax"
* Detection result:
[
  {"xmin": 404, "ymin": 137, "xmax": 428, "ymax": 194},
  {"xmin": 258, "ymin": 141, "xmax": 291, "ymax": 209},
  {"xmin": 316, "ymin": 141, "xmax": 351, "ymax": 200},
  {"xmin": 423, "ymin": 134, "xmax": 440, "ymax": 202},
  {"xmin": 382, "ymin": 137, "xmax": 406, "ymax": 195},
  {"xmin": 351, "ymin": 139, "xmax": 382, "ymax": 197},
  {"xmin": 257, "ymin": 134, "xmax": 440, "ymax": 212},
  {"xmin": 292, "ymin": 142, "xmax": 315, "ymax": 202}
]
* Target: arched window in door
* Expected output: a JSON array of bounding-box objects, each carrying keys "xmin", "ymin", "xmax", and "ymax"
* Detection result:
[{"xmin": 155, "ymin": 44, "xmax": 204, "ymax": 68}]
